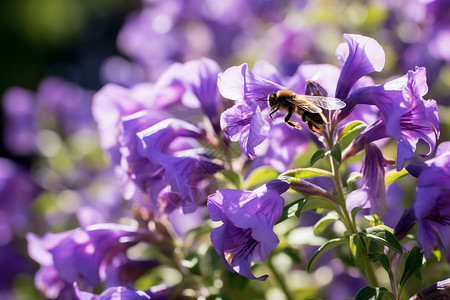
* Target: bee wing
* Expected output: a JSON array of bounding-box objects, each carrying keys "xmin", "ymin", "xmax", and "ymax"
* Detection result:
[
  {"xmin": 285, "ymin": 95, "xmax": 323, "ymax": 113},
  {"xmin": 297, "ymin": 95, "xmax": 346, "ymax": 111}
]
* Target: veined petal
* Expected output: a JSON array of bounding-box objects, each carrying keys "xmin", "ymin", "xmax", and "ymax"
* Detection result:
[
  {"xmin": 220, "ymin": 103, "xmax": 270, "ymax": 159},
  {"xmin": 345, "ymin": 67, "xmax": 439, "ymax": 170},
  {"xmin": 288, "ymin": 64, "xmax": 341, "ymax": 97},
  {"xmin": 252, "ymin": 60, "xmax": 285, "ymax": 85},
  {"xmin": 181, "ymin": 58, "xmax": 222, "ymax": 131},
  {"xmin": 408, "ymin": 149, "xmax": 450, "ymax": 261},
  {"xmin": 346, "ymin": 144, "xmax": 388, "ymax": 215},
  {"xmin": 207, "ymin": 180, "xmax": 289, "ymax": 280},
  {"xmin": 335, "ymin": 34, "xmax": 385, "ymax": 100},
  {"xmin": 218, "ymin": 63, "xmax": 284, "ymax": 106}
]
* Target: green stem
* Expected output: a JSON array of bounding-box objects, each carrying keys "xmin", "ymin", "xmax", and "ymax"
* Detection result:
[
  {"xmin": 365, "ymin": 261, "xmax": 379, "ymax": 287},
  {"xmin": 267, "ymin": 255, "xmax": 295, "ymax": 300},
  {"xmin": 389, "ymin": 268, "xmax": 398, "ymax": 299},
  {"xmin": 397, "ymin": 285, "xmax": 404, "ymax": 300},
  {"xmin": 323, "ymin": 128, "xmax": 357, "ymax": 235},
  {"xmin": 324, "ymin": 123, "xmax": 382, "ymax": 289}
]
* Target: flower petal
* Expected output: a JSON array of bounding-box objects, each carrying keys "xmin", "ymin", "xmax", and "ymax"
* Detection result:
[{"xmin": 335, "ymin": 34, "xmax": 385, "ymax": 100}]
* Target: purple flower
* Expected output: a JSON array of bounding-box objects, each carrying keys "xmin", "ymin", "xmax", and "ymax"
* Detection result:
[
  {"xmin": 345, "ymin": 67, "xmax": 439, "ymax": 170},
  {"xmin": 218, "ymin": 34, "xmax": 384, "ymax": 160},
  {"xmin": 346, "ymin": 144, "xmax": 388, "ymax": 216},
  {"xmin": 37, "ymin": 76, "xmax": 95, "ymax": 135},
  {"xmin": 1, "ymin": 87, "xmax": 38, "ymax": 155},
  {"xmin": 247, "ymin": 119, "xmax": 310, "ymax": 173},
  {"xmin": 178, "ymin": 58, "xmax": 223, "ymax": 134},
  {"xmin": 220, "ymin": 102, "xmax": 270, "ymax": 159},
  {"xmin": 0, "ymin": 244, "xmax": 33, "ymax": 298},
  {"xmin": 0, "ymin": 159, "xmax": 40, "ymax": 245},
  {"xmin": 334, "ymin": 34, "xmax": 385, "ymax": 102},
  {"xmin": 74, "ymin": 283, "xmax": 152, "ymax": 300},
  {"xmin": 218, "ymin": 61, "xmax": 320, "ymax": 159},
  {"xmin": 74, "ymin": 282, "xmax": 171, "ymax": 300},
  {"xmin": 137, "ymin": 118, "xmax": 222, "ymax": 213},
  {"xmin": 2, "ymin": 77, "xmax": 95, "ymax": 156},
  {"xmin": 405, "ymin": 142, "xmax": 450, "ymax": 261},
  {"xmin": 207, "ymin": 180, "xmax": 289, "ymax": 280},
  {"xmin": 93, "ymin": 59, "xmax": 223, "ymax": 213},
  {"xmin": 116, "ymin": 4, "xmax": 184, "ymax": 80},
  {"xmin": 27, "ymin": 224, "xmax": 159, "ymax": 297}
]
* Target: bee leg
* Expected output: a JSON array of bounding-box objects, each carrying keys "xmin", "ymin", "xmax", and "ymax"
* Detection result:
[
  {"xmin": 269, "ymin": 106, "xmax": 280, "ymax": 121},
  {"xmin": 304, "ymin": 116, "xmax": 323, "ymax": 134},
  {"xmin": 308, "ymin": 122, "xmax": 321, "ymax": 134},
  {"xmin": 285, "ymin": 107, "xmax": 302, "ymax": 130}
]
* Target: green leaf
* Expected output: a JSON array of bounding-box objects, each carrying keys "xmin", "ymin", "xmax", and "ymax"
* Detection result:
[
  {"xmin": 415, "ymin": 269, "xmax": 422, "ymax": 280},
  {"xmin": 221, "ymin": 170, "xmax": 242, "ymax": 189},
  {"xmin": 243, "ymin": 166, "xmax": 278, "ymax": 189},
  {"xmin": 432, "ymin": 248, "xmax": 441, "ymax": 261},
  {"xmin": 362, "ymin": 226, "xmax": 403, "ymax": 254},
  {"xmin": 347, "ymin": 171, "xmax": 362, "ymax": 192},
  {"xmin": 330, "ymin": 143, "xmax": 342, "ymax": 164},
  {"xmin": 354, "ymin": 286, "xmax": 395, "ymax": 300},
  {"xmin": 310, "ymin": 149, "xmax": 327, "ymax": 166},
  {"xmin": 279, "ymin": 167, "xmax": 333, "ymax": 180},
  {"xmin": 276, "ymin": 197, "xmax": 308, "ymax": 224},
  {"xmin": 349, "ymin": 233, "xmax": 368, "ymax": 271},
  {"xmin": 399, "ymin": 247, "xmax": 424, "ymax": 289},
  {"xmin": 302, "ymin": 195, "xmax": 341, "ymax": 213},
  {"xmin": 307, "ymin": 238, "xmax": 347, "ymax": 272},
  {"xmin": 368, "ymin": 252, "xmax": 390, "ymax": 272},
  {"xmin": 351, "ymin": 207, "xmax": 363, "ymax": 224},
  {"xmin": 384, "ymin": 168, "xmax": 409, "ymax": 186},
  {"xmin": 364, "ymin": 215, "xmax": 383, "ymax": 227},
  {"xmin": 337, "ymin": 120, "xmax": 367, "ymax": 150},
  {"xmin": 313, "ymin": 212, "xmax": 339, "ymax": 234},
  {"xmin": 182, "ymin": 252, "xmax": 201, "ymax": 275}
]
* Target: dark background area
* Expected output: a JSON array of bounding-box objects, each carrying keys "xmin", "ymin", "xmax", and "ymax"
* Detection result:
[{"xmin": 0, "ymin": 0, "xmax": 139, "ymax": 163}]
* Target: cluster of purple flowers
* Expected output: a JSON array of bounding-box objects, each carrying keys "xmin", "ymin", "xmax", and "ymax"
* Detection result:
[{"xmin": 1, "ymin": 0, "xmax": 450, "ymax": 299}]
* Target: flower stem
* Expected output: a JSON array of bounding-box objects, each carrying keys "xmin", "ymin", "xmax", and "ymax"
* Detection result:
[
  {"xmin": 365, "ymin": 261, "xmax": 378, "ymax": 287},
  {"xmin": 267, "ymin": 255, "xmax": 295, "ymax": 300},
  {"xmin": 323, "ymin": 128, "xmax": 357, "ymax": 234}
]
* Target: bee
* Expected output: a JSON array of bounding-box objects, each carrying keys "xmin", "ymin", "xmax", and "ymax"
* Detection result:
[{"xmin": 266, "ymin": 88, "xmax": 346, "ymax": 134}]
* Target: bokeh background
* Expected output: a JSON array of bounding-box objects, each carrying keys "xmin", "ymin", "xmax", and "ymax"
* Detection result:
[{"xmin": 1, "ymin": 0, "xmax": 450, "ymax": 299}]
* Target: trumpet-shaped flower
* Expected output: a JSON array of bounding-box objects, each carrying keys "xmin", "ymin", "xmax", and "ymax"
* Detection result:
[
  {"xmin": 219, "ymin": 34, "xmax": 384, "ymax": 161},
  {"xmin": 406, "ymin": 142, "xmax": 450, "ymax": 261},
  {"xmin": 345, "ymin": 67, "xmax": 439, "ymax": 170},
  {"xmin": 27, "ymin": 224, "xmax": 159, "ymax": 297},
  {"xmin": 207, "ymin": 180, "xmax": 289, "ymax": 280},
  {"xmin": 346, "ymin": 144, "xmax": 388, "ymax": 216}
]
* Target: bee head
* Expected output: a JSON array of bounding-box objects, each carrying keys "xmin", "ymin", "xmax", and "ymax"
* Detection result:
[{"xmin": 267, "ymin": 92, "xmax": 277, "ymax": 107}]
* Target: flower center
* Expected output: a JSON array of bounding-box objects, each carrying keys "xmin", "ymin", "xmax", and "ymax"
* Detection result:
[{"xmin": 224, "ymin": 228, "xmax": 258, "ymax": 266}]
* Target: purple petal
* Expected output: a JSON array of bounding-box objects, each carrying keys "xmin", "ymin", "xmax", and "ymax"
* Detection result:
[
  {"xmin": 335, "ymin": 34, "xmax": 385, "ymax": 100},
  {"xmin": 249, "ymin": 120, "xmax": 309, "ymax": 172},
  {"xmin": 437, "ymin": 141, "xmax": 450, "ymax": 157},
  {"xmin": 2, "ymin": 87, "xmax": 38, "ymax": 155},
  {"xmin": 220, "ymin": 103, "xmax": 253, "ymax": 140},
  {"xmin": 48, "ymin": 224, "xmax": 139, "ymax": 287},
  {"xmin": 346, "ymin": 144, "xmax": 387, "ymax": 215},
  {"xmin": 220, "ymin": 103, "xmax": 270, "ymax": 159},
  {"xmin": 181, "ymin": 58, "xmax": 222, "ymax": 131},
  {"xmin": 218, "ymin": 63, "xmax": 284, "ymax": 106},
  {"xmin": 288, "ymin": 64, "xmax": 341, "ymax": 97},
  {"xmin": 207, "ymin": 180, "xmax": 289, "ymax": 280},
  {"xmin": 252, "ymin": 60, "xmax": 285, "ymax": 85},
  {"xmin": 406, "ymin": 162, "xmax": 428, "ymax": 178},
  {"xmin": 74, "ymin": 283, "xmax": 152, "ymax": 300}
]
